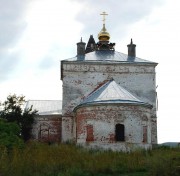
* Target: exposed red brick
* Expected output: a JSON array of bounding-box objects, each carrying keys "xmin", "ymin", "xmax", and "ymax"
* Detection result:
[{"xmin": 86, "ymin": 125, "xmax": 94, "ymax": 142}]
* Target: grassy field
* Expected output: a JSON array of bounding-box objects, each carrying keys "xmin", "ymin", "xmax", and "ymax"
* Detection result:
[{"xmin": 0, "ymin": 142, "xmax": 180, "ymax": 176}]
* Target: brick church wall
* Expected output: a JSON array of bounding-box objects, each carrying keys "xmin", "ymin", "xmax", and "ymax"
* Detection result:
[{"xmin": 32, "ymin": 115, "xmax": 62, "ymax": 143}]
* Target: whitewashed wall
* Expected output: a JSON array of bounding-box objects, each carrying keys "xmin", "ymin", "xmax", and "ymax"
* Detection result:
[
  {"xmin": 75, "ymin": 105, "xmax": 152, "ymax": 151},
  {"xmin": 61, "ymin": 61, "xmax": 157, "ymax": 144}
]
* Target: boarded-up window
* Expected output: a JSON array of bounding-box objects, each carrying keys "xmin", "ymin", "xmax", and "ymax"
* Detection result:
[
  {"xmin": 115, "ymin": 124, "xmax": 125, "ymax": 141},
  {"xmin": 38, "ymin": 123, "xmax": 57, "ymax": 142},
  {"xmin": 142, "ymin": 126, "xmax": 148, "ymax": 143},
  {"xmin": 38, "ymin": 123, "xmax": 50, "ymax": 142},
  {"xmin": 86, "ymin": 125, "xmax": 94, "ymax": 142}
]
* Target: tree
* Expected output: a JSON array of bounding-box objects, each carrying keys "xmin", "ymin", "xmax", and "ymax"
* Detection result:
[
  {"xmin": 0, "ymin": 119, "xmax": 24, "ymax": 149},
  {"xmin": 0, "ymin": 94, "xmax": 37, "ymax": 141}
]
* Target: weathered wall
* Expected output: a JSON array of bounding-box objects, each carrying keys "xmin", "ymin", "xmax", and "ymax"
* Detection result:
[
  {"xmin": 75, "ymin": 104, "xmax": 152, "ymax": 151},
  {"xmin": 32, "ymin": 115, "xmax": 62, "ymax": 143},
  {"xmin": 61, "ymin": 116, "xmax": 73, "ymax": 141},
  {"xmin": 61, "ymin": 61, "xmax": 157, "ymax": 143}
]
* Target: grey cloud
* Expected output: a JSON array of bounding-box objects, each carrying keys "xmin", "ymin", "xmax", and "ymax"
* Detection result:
[
  {"xmin": 72, "ymin": 0, "xmax": 163, "ymax": 41},
  {"xmin": 0, "ymin": 0, "xmax": 28, "ymax": 49},
  {"xmin": 0, "ymin": 0, "xmax": 29, "ymax": 81},
  {"xmin": 0, "ymin": 51, "xmax": 21, "ymax": 81},
  {"xmin": 38, "ymin": 44, "xmax": 64, "ymax": 70},
  {"xmin": 39, "ymin": 56, "xmax": 55, "ymax": 70}
]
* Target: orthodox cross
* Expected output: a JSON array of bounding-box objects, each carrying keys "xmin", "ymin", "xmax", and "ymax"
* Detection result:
[{"xmin": 100, "ymin": 11, "xmax": 108, "ymax": 25}]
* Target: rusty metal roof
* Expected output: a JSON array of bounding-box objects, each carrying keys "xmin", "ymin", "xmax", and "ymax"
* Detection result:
[
  {"xmin": 75, "ymin": 79, "xmax": 151, "ymax": 110},
  {"xmin": 64, "ymin": 50, "xmax": 157, "ymax": 64},
  {"xmin": 25, "ymin": 100, "xmax": 62, "ymax": 115}
]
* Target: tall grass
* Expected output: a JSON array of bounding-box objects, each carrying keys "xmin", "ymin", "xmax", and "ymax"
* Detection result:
[{"xmin": 0, "ymin": 142, "xmax": 180, "ymax": 176}]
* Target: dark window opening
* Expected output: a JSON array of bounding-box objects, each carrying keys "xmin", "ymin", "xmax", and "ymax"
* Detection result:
[{"xmin": 115, "ymin": 124, "xmax": 125, "ymax": 141}]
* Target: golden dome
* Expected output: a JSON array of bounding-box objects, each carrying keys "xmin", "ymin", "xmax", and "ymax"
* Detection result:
[{"xmin": 98, "ymin": 24, "xmax": 110, "ymax": 41}]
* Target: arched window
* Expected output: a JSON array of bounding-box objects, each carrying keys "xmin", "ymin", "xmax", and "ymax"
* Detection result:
[{"xmin": 115, "ymin": 124, "xmax": 125, "ymax": 141}]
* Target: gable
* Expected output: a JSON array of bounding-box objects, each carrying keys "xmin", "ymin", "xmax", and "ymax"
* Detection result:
[{"xmin": 75, "ymin": 79, "xmax": 151, "ymax": 110}]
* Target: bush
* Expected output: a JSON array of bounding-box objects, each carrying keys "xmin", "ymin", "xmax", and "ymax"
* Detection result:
[{"xmin": 0, "ymin": 119, "xmax": 24, "ymax": 149}]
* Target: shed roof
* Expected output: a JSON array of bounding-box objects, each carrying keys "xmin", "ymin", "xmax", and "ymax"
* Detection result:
[
  {"xmin": 63, "ymin": 50, "xmax": 157, "ymax": 65},
  {"xmin": 25, "ymin": 100, "xmax": 62, "ymax": 115},
  {"xmin": 75, "ymin": 79, "xmax": 151, "ymax": 110}
]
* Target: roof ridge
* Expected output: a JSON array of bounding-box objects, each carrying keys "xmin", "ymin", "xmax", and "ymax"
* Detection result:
[
  {"xmin": 78, "ymin": 79, "xmax": 148, "ymax": 107},
  {"xmin": 84, "ymin": 79, "xmax": 112, "ymax": 99}
]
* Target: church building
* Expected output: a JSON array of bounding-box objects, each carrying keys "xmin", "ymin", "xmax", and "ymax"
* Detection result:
[{"xmin": 60, "ymin": 12, "xmax": 158, "ymax": 151}]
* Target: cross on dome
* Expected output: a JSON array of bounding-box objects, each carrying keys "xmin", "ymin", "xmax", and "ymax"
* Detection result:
[
  {"xmin": 96, "ymin": 12, "xmax": 115, "ymax": 50},
  {"xmin": 100, "ymin": 11, "xmax": 108, "ymax": 25},
  {"xmin": 98, "ymin": 11, "xmax": 110, "ymax": 43}
]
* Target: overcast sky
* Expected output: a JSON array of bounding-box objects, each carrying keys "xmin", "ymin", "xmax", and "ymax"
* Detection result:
[{"xmin": 0, "ymin": 0, "xmax": 180, "ymax": 143}]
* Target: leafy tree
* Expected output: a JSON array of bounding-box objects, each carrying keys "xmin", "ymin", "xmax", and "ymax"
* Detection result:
[
  {"xmin": 0, "ymin": 94, "xmax": 37, "ymax": 141},
  {"xmin": 0, "ymin": 119, "xmax": 24, "ymax": 149}
]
